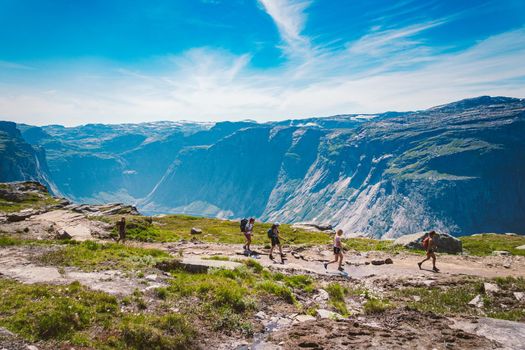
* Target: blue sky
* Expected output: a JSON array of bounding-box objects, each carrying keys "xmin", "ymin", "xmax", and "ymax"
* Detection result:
[{"xmin": 1, "ymin": 0, "xmax": 525, "ymax": 125}]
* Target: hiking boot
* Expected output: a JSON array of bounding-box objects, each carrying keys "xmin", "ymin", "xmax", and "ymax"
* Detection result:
[
  {"xmin": 243, "ymin": 245, "xmax": 246, "ymax": 250},
  {"xmin": 269, "ymin": 254, "xmax": 274, "ymax": 260},
  {"xmin": 433, "ymin": 267, "xmax": 440, "ymax": 273},
  {"xmin": 338, "ymin": 267, "xmax": 344, "ymax": 272},
  {"xmin": 323, "ymin": 263, "xmax": 328, "ymax": 270},
  {"xmin": 417, "ymin": 262, "xmax": 422, "ymax": 270}
]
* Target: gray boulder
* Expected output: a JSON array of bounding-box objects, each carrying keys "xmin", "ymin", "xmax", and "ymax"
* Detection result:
[
  {"xmin": 190, "ymin": 227, "xmax": 202, "ymax": 235},
  {"xmin": 393, "ymin": 231, "xmax": 462, "ymax": 254}
]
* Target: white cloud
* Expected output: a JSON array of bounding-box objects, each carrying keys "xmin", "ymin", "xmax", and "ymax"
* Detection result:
[
  {"xmin": 257, "ymin": 0, "xmax": 312, "ymax": 58},
  {"xmin": 1, "ymin": 11, "xmax": 524, "ymax": 126}
]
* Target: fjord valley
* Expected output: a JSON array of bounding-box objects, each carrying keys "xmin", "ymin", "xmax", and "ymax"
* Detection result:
[{"xmin": 3, "ymin": 96, "xmax": 525, "ymax": 238}]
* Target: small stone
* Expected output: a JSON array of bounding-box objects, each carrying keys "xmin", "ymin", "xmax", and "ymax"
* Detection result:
[
  {"xmin": 0, "ymin": 327, "xmax": 14, "ymax": 337},
  {"xmin": 255, "ymin": 311, "xmax": 267, "ymax": 319},
  {"xmin": 26, "ymin": 346, "xmax": 39, "ymax": 350},
  {"xmin": 315, "ymin": 289, "xmax": 329, "ymax": 301},
  {"xmin": 514, "ymin": 292, "xmax": 524, "ymax": 301},
  {"xmin": 384, "ymin": 258, "xmax": 393, "ymax": 264},
  {"xmin": 295, "ymin": 314, "xmax": 316, "ymax": 322},
  {"xmin": 316, "ymin": 309, "xmax": 344, "ymax": 320},
  {"xmin": 492, "ymin": 250, "xmax": 511, "ymax": 256},
  {"xmin": 412, "ymin": 296, "xmax": 421, "ymax": 302},
  {"xmin": 55, "ymin": 229, "xmax": 72, "ymax": 240},
  {"xmin": 483, "ymin": 283, "xmax": 500, "ymax": 293},
  {"xmin": 190, "ymin": 227, "xmax": 202, "ymax": 235},
  {"xmin": 468, "ymin": 295, "xmax": 483, "ymax": 308},
  {"xmin": 371, "ymin": 260, "xmax": 385, "ymax": 266},
  {"xmin": 145, "ymin": 274, "xmax": 158, "ymax": 282}
]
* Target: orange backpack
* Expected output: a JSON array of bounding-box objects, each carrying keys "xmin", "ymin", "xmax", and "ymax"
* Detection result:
[{"xmin": 422, "ymin": 236, "xmax": 430, "ymax": 250}]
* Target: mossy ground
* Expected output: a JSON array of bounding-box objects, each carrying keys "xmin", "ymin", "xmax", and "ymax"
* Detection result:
[
  {"xmin": 35, "ymin": 240, "xmax": 170, "ymax": 272},
  {"xmin": 460, "ymin": 234, "xmax": 525, "ymax": 256},
  {"xmin": 395, "ymin": 277, "xmax": 525, "ymax": 321}
]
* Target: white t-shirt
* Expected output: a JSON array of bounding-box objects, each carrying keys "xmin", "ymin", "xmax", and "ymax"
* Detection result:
[
  {"xmin": 246, "ymin": 223, "xmax": 254, "ymax": 234},
  {"xmin": 334, "ymin": 235, "xmax": 341, "ymax": 248}
]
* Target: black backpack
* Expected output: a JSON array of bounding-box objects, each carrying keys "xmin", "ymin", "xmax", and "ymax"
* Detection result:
[
  {"xmin": 267, "ymin": 228, "xmax": 274, "ymax": 238},
  {"xmin": 240, "ymin": 218, "xmax": 248, "ymax": 232}
]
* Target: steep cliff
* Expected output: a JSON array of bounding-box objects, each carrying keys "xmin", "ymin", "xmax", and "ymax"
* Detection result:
[
  {"xmin": 10, "ymin": 96, "xmax": 525, "ymax": 237},
  {"xmin": 0, "ymin": 121, "xmax": 53, "ymax": 189}
]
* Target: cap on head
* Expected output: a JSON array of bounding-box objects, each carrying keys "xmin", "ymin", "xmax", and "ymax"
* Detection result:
[
  {"xmin": 274, "ymin": 222, "xmax": 280, "ymax": 226},
  {"xmin": 429, "ymin": 230, "xmax": 436, "ymax": 236}
]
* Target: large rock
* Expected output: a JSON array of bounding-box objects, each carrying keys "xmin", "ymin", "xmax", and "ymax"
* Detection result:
[
  {"xmin": 451, "ymin": 317, "xmax": 525, "ymax": 350},
  {"xmin": 515, "ymin": 245, "xmax": 525, "ymax": 250},
  {"xmin": 393, "ymin": 232, "xmax": 462, "ymax": 254}
]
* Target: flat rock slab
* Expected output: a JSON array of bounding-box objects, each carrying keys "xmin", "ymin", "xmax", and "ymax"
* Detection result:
[{"xmin": 451, "ymin": 317, "xmax": 525, "ymax": 350}]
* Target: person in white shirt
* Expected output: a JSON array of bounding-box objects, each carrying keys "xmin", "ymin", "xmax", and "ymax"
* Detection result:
[
  {"xmin": 243, "ymin": 218, "xmax": 255, "ymax": 252},
  {"xmin": 324, "ymin": 229, "xmax": 345, "ymax": 272}
]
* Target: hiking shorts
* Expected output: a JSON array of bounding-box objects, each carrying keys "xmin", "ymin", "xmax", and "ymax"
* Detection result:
[
  {"xmin": 333, "ymin": 247, "xmax": 341, "ymax": 255},
  {"xmin": 271, "ymin": 236, "xmax": 280, "ymax": 247},
  {"xmin": 244, "ymin": 232, "xmax": 252, "ymax": 240}
]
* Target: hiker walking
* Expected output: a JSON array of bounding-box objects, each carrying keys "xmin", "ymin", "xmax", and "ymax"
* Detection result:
[
  {"xmin": 268, "ymin": 222, "xmax": 285, "ymax": 263},
  {"xmin": 418, "ymin": 230, "xmax": 440, "ymax": 272},
  {"xmin": 324, "ymin": 229, "xmax": 345, "ymax": 272},
  {"xmin": 242, "ymin": 218, "xmax": 255, "ymax": 252},
  {"xmin": 116, "ymin": 217, "xmax": 126, "ymax": 243}
]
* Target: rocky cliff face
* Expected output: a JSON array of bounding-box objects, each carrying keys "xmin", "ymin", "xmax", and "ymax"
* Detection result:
[
  {"xmin": 8, "ymin": 96, "xmax": 525, "ymax": 237},
  {"xmin": 0, "ymin": 121, "xmax": 54, "ymax": 190}
]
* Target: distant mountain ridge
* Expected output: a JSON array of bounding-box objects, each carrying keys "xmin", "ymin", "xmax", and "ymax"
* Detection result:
[{"xmin": 3, "ymin": 96, "xmax": 525, "ymax": 238}]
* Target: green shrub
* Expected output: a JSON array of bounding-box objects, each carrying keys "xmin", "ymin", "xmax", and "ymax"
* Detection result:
[
  {"xmin": 284, "ymin": 275, "xmax": 315, "ymax": 293},
  {"xmin": 326, "ymin": 283, "xmax": 349, "ymax": 316},
  {"xmin": 256, "ymin": 280, "xmax": 295, "ymax": 304},
  {"xmin": 120, "ymin": 314, "xmax": 194, "ymax": 350}
]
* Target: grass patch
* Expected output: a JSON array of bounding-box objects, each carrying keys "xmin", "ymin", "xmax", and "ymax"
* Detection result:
[
  {"xmin": 36, "ymin": 240, "xmax": 170, "ymax": 271},
  {"xmin": 363, "ymin": 298, "xmax": 391, "ymax": 314},
  {"xmin": 256, "ymin": 280, "xmax": 296, "ymax": 304},
  {"xmin": 398, "ymin": 282, "xmax": 483, "ymax": 315},
  {"xmin": 119, "ymin": 313, "xmax": 195, "ymax": 350},
  {"xmin": 204, "ymin": 255, "xmax": 231, "ymax": 261},
  {"xmin": 0, "ymin": 280, "xmax": 117, "ymax": 342},
  {"xmin": 493, "ymin": 276, "xmax": 525, "ymax": 291},
  {"xmin": 326, "ymin": 282, "xmax": 349, "ymax": 316},
  {"xmin": 461, "ymin": 234, "xmax": 525, "ymax": 256},
  {"xmin": 343, "ymin": 238, "xmax": 406, "ymax": 253}
]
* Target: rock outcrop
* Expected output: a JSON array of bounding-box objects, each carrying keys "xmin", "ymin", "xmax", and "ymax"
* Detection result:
[{"xmin": 393, "ymin": 231, "xmax": 463, "ymax": 254}]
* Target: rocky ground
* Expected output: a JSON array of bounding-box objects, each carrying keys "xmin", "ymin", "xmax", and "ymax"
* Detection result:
[{"xmin": 1, "ymin": 182, "xmax": 525, "ymax": 349}]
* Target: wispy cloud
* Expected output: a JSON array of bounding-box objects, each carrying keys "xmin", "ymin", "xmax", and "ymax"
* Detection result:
[
  {"xmin": 1, "ymin": 2, "xmax": 524, "ymax": 126},
  {"xmin": 257, "ymin": 0, "xmax": 312, "ymax": 58},
  {"xmin": 0, "ymin": 60, "xmax": 35, "ymax": 70}
]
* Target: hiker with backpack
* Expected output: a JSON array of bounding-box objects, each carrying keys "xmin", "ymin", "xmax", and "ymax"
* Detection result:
[
  {"xmin": 241, "ymin": 218, "xmax": 255, "ymax": 252},
  {"xmin": 418, "ymin": 230, "xmax": 440, "ymax": 272},
  {"xmin": 268, "ymin": 222, "xmax": 285, "ymax": 263},
  {"xmin": 324, "ymin": 229, "xmax": 345, "ymax": 272}
]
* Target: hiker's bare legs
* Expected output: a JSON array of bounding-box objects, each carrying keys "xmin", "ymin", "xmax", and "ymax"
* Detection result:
[
  {"xmin": 278, "ymin": 244, "xmax": 283, "ymax": 256},
  {"xmin": 432, "ymin": 254, "xmax": 437, "ymax": 269},
  {"xmin": 246, "ymin": 235, "xmax": 251, "ymax": 251},
  {"xmin": 338, "ymin": 254, "xmax": 343, "ymax": 269}
]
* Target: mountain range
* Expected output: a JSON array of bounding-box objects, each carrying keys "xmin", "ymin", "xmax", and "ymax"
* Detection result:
[{"xmin": 1, "ymin": 96, "xmax": 524, "ymax": 238}]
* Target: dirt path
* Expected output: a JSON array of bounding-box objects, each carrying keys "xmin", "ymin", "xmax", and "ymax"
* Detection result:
[{"xmin": 135, "ymin": 241, "xmax": 525, "ymax": 281}]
